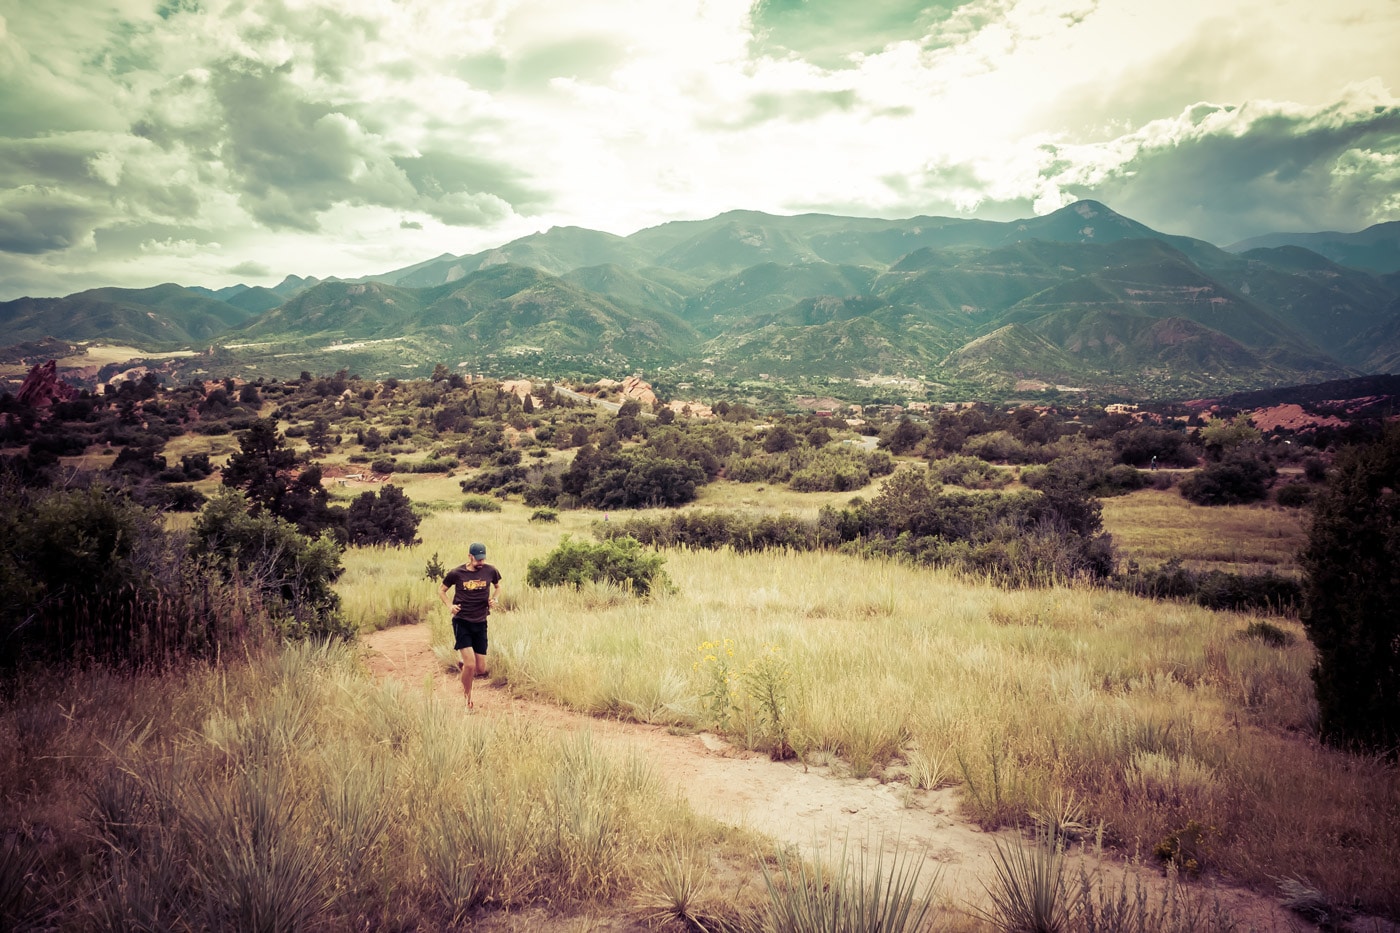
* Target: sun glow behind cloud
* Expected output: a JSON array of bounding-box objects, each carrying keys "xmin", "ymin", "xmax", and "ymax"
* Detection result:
[{"xmin": 0, "ymin": 0, "xmax": 1396, "ymax": 298}]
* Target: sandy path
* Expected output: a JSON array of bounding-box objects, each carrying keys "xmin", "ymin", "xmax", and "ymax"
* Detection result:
[{"xmin": 363, "ymin": 622, "xmax": 1307, "ymax": 929}]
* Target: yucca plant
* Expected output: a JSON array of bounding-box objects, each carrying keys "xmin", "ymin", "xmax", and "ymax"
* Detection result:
[
  {"xmin": 641, "ymin": 844, "xmax": 712, "ymax": 928},
  {"xmin": 317, "ymin": 744, "xmax": 393, "ymax": 880},
  {"xmin": 761, "ymin": 834, "xmax": 935, "ymax": 933},
  {"xmin": 977, "ymin": 828, "xmax": 1075, "ymax": 933},
  {"xmin": 85, "ymin": 833, "xmax": 191, "ymax": 933}
]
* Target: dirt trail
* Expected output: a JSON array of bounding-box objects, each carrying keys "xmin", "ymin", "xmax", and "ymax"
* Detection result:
[{"xmin": 363, "ymin": 623, "xmax": 1304, "ymax": 929}]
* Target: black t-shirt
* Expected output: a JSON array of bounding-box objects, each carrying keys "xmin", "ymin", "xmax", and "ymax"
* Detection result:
[{"xmin": 443, "ymin": 562, "xmax": 501, "ymax": 622}]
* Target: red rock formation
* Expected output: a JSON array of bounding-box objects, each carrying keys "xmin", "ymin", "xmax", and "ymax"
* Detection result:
[
  {"xmin": 15, "ymin": 360, "xmax": 78, "ymax": 412},
  {"xmin": 619, "ymin": 375, "xmax": 658, "ymax": 407}
]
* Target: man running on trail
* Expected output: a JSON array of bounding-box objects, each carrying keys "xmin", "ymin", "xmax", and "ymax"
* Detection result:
[{"xmin": 438, "ymin": 542, "xmax": 502, "ymax": 709}]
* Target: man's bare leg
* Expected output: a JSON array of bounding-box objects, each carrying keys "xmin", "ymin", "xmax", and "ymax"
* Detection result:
[
  {"xmin": 459, "ymin": 647, "xmax": 477, "ymax": 708},
  {"xmin": 475, "ymin": 653, "xmax": 489, "ymax": 680}
]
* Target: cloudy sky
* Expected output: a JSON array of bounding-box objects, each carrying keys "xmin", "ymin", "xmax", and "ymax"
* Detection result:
[{"xmin": 1, "ymin": 0, "xmax": 1398, "ymax": 300}]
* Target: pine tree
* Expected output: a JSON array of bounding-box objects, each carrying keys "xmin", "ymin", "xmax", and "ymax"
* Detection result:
[{"xmin": 1300, "ymin": 427, "xmax": 1400, "ymax": 754}]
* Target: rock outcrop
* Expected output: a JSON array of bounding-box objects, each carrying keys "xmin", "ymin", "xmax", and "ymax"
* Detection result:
[{"xmin": 15, "ymin": 360, "xmax": 79, "ymax": 412}]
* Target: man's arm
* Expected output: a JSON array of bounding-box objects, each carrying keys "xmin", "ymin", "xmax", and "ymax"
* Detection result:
[
  {"xmin": 489, "ymin": 581, "xmax": 502, "ymax": 608},
  {"xmin": 438, "ymin": 581, "xmax": 453, "ymax": 608}
]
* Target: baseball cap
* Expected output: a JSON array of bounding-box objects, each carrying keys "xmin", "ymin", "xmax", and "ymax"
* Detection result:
[{"xmin": 469, "ymin": 542, "xmax": 487, "ymax": 559}]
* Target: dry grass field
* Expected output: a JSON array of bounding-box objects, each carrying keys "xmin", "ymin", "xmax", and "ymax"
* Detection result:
[
  {"xmin": 7, "ymin": 455, "xmax": 1393, "ymax": 929},
  {"xmin": 1100, "ymin": 489, "xmax": 1307, "ymax": 576},
  {"xmin": 335, "ymin": 474, "xmax": 1399, "ymax": 921}
]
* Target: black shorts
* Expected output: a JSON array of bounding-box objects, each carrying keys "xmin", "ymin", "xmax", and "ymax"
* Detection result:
[{"xmin": 452, "ymin": 619, "xmax": 488, "ymax": 655}]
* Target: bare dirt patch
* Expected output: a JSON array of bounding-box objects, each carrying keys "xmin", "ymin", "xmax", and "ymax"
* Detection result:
[{"xmin": 362, "ymin": 623, "xmax": 1312, "ymax": 930}]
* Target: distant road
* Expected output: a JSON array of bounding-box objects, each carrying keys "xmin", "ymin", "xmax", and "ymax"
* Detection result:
[{"xmin": 555, "ymin": 385, "xmax": 621, "ymax": 413}]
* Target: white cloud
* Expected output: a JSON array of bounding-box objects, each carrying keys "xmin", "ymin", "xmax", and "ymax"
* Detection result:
[{"xmin": 0, "ymin": 0, "xmax": 1396, "ymax": 298}]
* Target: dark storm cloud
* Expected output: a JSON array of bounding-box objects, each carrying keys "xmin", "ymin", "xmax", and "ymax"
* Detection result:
[
  {"xmin": 121, "ymin": 57, "xmax": 550, "ymax": 232},
  {"xmin": 748, "ymin": 0, "xmax": 967, "ymax": 67},
  {"xmin": 203, "ymin": 59, "xmax": 411, "ymax": 229},
  {"xmin": 1075, "ymin": 103, "xmax": 1400, "ymax": 243},
  {"xmin": 0, "ymin": 191, "xmax": 98, "ymax": 254}
]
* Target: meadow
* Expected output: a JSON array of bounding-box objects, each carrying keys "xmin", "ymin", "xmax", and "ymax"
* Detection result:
[
  {"xmin": 1100, "ymin": 490, "xmax": 1307, "ymax": 576},
  {"xmin": 339, "ymin": 476, "xmax": 1399, "ymax": 923},
  {"xmin": 6, "ymin": 395, "xmax": 1395, "ymax": 929}
]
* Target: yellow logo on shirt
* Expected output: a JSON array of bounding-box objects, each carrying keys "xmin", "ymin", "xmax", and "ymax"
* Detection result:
[{"xmin": 463, "ymin": 580, "xmax": 490, "ymax": 590}]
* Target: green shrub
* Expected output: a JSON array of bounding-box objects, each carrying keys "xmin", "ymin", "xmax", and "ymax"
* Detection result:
[
  {"xmin": 1275, "ymin": 481, "xmax": 1313, "ymax": 507},
  {"xmin": 346, "ymin": 484, "xmax": 421, "ymax": 546},
  {"xmin": 929, "ymin": 455, "xmax": 1011, "ymax": 489},
  {"xmin": 1116, "ymin": 560, "xmax": 1301, "ymax": 614},
  {"xmin": 526, "ymin": 535, "xmax": 670, "ymax": 596},
  {"xmin": 597, "ymin": 510, "xmax": 821, "ymax": 553},
  {"xmin": 1240, "ymin": 620, "xmax": 1294, "ymax": 647},
  {"xmin": 1103, "ymin": 463, "xmax": 1148, "ymax": 494},
  {"xmin": 963, "ymin": 430, "xmax": 1033, "ymax": 464},
  {"xmin": 406, "ymin": 459, "xmax": 455, "ymax": 473},
  {"xmin": 0, "ymin": 485, "xmax": 279, "ymax": 668},
  {"xmin": 1178, "ymin": 455, "xmax": 1274, "ymax": 505},
  {"xmin": 1153, "ymin": 820, "xmax": 1217, "ymax": 877},
  {"xmin": 190, "ymin": 490, "xmax": 349, "ymax": 641},
  {"xmin": 461, "ymin": 496, "xmax": 503, "ymax": 513},
  {"xmin": 788, "ymin": 447, "xmax": 885, "ymax": 492},
  {"xmin": 529, "ymin": 508, "xmax": 559, "ymax": 522},
  {"xmin": 1301, "ymin": 427, "xmax": 1400, "ymax": 753}
]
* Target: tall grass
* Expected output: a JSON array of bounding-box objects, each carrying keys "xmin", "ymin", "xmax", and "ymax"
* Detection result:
[
  {"xmin": 361, "ymin": 502, "xmax": 1400, "ymax": 918},
  {"xmin": 1100, "ymin": 490, "xmax": 1305, "ymax": 575},
  {"xmin": 0, "ymin": 640, "xmax": 720, "ymax": 930}
]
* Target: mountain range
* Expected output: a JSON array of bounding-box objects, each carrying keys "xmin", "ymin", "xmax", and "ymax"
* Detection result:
[{"xmin": 3, "ymin": 200, "xmax": 1398, "ymax": 399}]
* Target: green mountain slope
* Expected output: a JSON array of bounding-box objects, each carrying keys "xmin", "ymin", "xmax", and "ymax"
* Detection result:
[
  {"xmin": 242, "ymin": 281, "xmax": 431, "ymax": 338},
  {"xmin": 1225, "ymin": 246, "xmax": 1400, "ymax": 363},
  {"xmin": 682, "ymin": 262, "xmax": 879, "ymax": 334},
  {"xmin": 0, "ymin": 283, "xmax": 260, "ymax": 347},
  {"xmin": 994, "ymin": 251, "xmax": 1316, "ymax": 353},
  {"xmin": 700, "ymin": 310, "xmax": 946, "ymax": 379},
  {"xmin": 231, "ymin": 265, "xmax": 700, "ymax": 371},
  {"xmin": 943, "ymin": 312, "xmax": 1341, "ymax": 395},
  {"xmin": 560, "ymin": 264, "xmax": 690, "ymax": 317},
  {"xmin": 7, "ymin": 200, "xmax": 1398, "ymax": 398},
  {"xmin": 388, "ymin": 227, "xmax": 649, "ymax": 288},
  {"xmin": 1228, "ymin": 221, "xmax": 1400, "ymax": 274}
]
